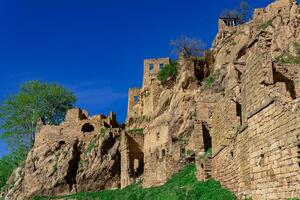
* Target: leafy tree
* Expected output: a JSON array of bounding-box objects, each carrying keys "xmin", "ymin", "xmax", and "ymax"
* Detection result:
[
  {"xmin": 0, "ymin": 80, "xmax": 76, "ymax": 150},
  {"xmin": 157, "ymin": 61, "xmax": 178, "ymax": 83},
  {"xmin": 170, "ymin": 35, "xmax": 206, "ymax": 58},
  {"xmin": 0, "ymin": 148, "xmax": 27, "ymax": 191},
  {"xmin": 220, "ymin": 1, "xmax": 251, "ymax": 25}
]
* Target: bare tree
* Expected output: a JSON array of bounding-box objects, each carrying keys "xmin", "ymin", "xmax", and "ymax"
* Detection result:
[
  {"xmin": 220, "ymin": 1, "xmax": 251, "ymax": 24},
  {"xmin": 170, "ymin": 35, "xmax": 206, "ymax": 58}
]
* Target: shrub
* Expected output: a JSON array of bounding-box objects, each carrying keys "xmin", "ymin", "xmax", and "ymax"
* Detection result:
[
  {"xmin": 275, "ymin": 53, "xmax": 300, "ymax": 64},
  {"xmin": 0, "ymin": 148, "xmax": 27, "ymax": 191},
  {"xmin": 127, "ymin": 128, "xmax": 144, "ymax": 135},
  {"xmin": 294, "ymin": 42, "xmax": 300, "ymax": 51},
  {"xmin": 100, "ymin": 127, "xmax": 108, "ymax": 137},
  {"xmin": 203, "ymin": 69, "xmax": 222, "ymax": 89},
  {"xmin": 257, "ymin": 19, "xmax": 274, "ymax": 31},
  {"xmin": 157, "ymin": 61, "xmax": 178, "ymax": 84},
  {"xmin": 204, "ymin": 74, "xmax": 217, "ymax": 89},
  {"xmin": 186, "ymin": 149, "xmax": 195, "ymax": 156}
]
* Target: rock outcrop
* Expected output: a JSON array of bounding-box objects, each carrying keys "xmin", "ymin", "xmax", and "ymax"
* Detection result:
[{"xmin": 4, "ymin": 110, "xmax": 122, "ymax": 200}]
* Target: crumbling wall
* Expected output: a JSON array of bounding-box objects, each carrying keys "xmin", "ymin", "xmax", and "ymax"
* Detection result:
[
  {"xmin": 143, "ymin": 58, "xmax": 170, "ymax": 87},
  {"xmin": 127, "ymin": 88, "xmax": 142, "ymax": 118},
  {"xmin": 120, "ymin": 132, "xmax": 144, "ymax": 188},
  {"xmin": 35, "ymin": 108, "xmax": 119, "ymax": 147}
]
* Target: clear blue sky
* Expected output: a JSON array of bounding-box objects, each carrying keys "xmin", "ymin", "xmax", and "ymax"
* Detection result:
[{"xmin": 0, "ymin": 0, "xmax": 276, "ymax": 157}]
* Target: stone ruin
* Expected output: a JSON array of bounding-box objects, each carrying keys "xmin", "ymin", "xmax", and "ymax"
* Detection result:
[
  {"xmin": 3, "ymin": 0, "xmax": 300, "ymax": 199},
  {"xmin": 123, "ymin": 0, "xmax": 300, "ymax": 199},
  {"xmin": 35, "ymin": 109, "xmax": 118, "ymax": 147}
]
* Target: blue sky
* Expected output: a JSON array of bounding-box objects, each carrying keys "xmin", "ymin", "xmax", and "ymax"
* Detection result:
[{"xmin": 0, "ymin": 0, "xmax": 277, "ymax": 157}]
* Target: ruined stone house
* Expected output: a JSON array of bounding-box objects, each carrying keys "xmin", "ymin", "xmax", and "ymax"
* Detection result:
[{"xmin": 123, "ymin": 0, "xmax": 300, "ymax": 199}]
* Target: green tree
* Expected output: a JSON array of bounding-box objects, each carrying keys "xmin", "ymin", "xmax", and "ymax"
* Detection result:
[
  {"xmin": 0, "ymin": 80, "xmax": 76, "ymax": 150},
  {"xmin": 157, "ymin": 61, "xmax": 178, "ymax": 83},
  {"xmin": 0, "ymin": 148, "xmax": 27, "ymax": 191}
]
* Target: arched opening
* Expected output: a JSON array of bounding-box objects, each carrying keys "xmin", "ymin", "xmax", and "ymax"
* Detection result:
[{"xmin": 81, "ymin": 123, "xmax": 94, "ymax": 133}]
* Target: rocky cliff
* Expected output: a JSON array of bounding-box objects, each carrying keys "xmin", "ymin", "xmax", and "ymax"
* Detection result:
[{"xmin": 2, "ymin": 0, "xmax": 300, "ymax": 199}]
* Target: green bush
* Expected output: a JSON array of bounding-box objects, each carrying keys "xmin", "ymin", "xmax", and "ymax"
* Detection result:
[
  {"xmin": 275, "ymin": 53, "xmax": 300, "ymax": 64},
  {"xmin": 157, "ymin": 61, "xmax": 178, "ymax": 83},
  {"xmin": 203, "ymin": 72, "xmax": 218, "ymax": 89},
  {"xmin": 0, "ymin": 148, "xmax": 27, "ymax": 191},
  {"xmin": 33, "ymin": 164, "xmax": 236, "ymax": 200},
  {"xmin": 294, "ymin": 42, "xmax": 300, "ymax": 51},
  {"xmin": 257, "ymin": 19, "xmax": 274, "ymax": 31},
  {"xmin": 127, "ymin": 128, "xmax": 144, "ymax": 135},
  {"xmin": 186, "ymin": 149, "xmax": 195, "ymax": 156},
  {"xmin": 100, "ymin": 127, "xmax": 108, "ymax": 137}
]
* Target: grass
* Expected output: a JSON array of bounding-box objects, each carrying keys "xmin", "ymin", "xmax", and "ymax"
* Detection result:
[
  {"xmin": 84, "ymin": 139, "xmax": 98, "ymax": 156},
  {"xmin": 100, "ymin": 127, "xmax": 109, "ymax": 137},
  {"xmin": 257, "ymin": 19, "xmax": 274, "ymax": 31},
  {"xmin": 33, "ymin": 163, "xmax": 236, "ymax": 200},
  {"xmin": 294, "ymin": 42, "xmax": 300, "ymax": 51},
  {"xmin": 186, "ymin": 149, "xmax": 195, "ymax": 156},
  {"xmin": 157, "ymin": 60, "xmax": 178, "ymax": 84},
  {"xmin": 127, "ymin": 128, "xmax": 144, "ymax": 135},
  {"xmin": 275, "ymin": 53, "xmax": 300, "ymax": 64}
]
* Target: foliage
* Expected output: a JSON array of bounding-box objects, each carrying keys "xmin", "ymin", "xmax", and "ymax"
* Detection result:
[
  {"xmin": 257, "ymin": 19, "xmax": 274, "ymax": 31},
  {"xmin": 127, "ymin": 128, "xmax": 144, "ymax": 135},
  {"xmin": 203, "ymin": 69, "xmax": 221, "ymax": 89},
  {"xmin": 220, "ymin": 1, "xmax": 251, "ymax": 25},
  {"xmin": 171, "ymin": 35, "xmax": 206, "ymax": 58},
  {"xmin": 33, "ymin": 164, "xmax": 236, "ymax": 200},
  {"xmin": 0, "ymin": 148, "xmax": 27, "ymax": 191},
  {"xmin": 293, "ymin": 42, "xmax": 300, "ymax": 55},
  {"xmin": 84, "ymin": 135, "xmax": 101, "ymax": 156},
  {"xmin": 100, "ymin": 127, "xmax": 108, "ymax": 137},
  {"xmin": 186, "ymin": 149, "xmax": 195, "ymax": 156},
  {"xmin": 0, "ymin": 80, "xmax": 76, "ymax": 150},
  {"xmin": 275, "ymin": 53, "xmax": 300, "ymax": 64},
  {"xmin": 204, "ymin": 74, "xmax": 217, "ymax": 89},
  {"xmin": 199, "ymin": 148, "xmax": 212, "ymax": 161},
  {"xmin": 157, "ymin": 61, "xmax": 178, "ymax": 83}
]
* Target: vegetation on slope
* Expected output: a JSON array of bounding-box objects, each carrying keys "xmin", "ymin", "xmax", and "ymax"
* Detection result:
[
  {"xmin": 0, "ymin": 148, "xmax": 27, "ymax": 191},
  {"xmin": 157, "ymin": 61, "xmax": 178, "ymax": 84},
  {"xmin": 33, "ymin": 164, "xmax": 236, "ymax": 200},
  {"xmin": 0, "ymin": 80, "xmax": 76, "ymax": 150}
]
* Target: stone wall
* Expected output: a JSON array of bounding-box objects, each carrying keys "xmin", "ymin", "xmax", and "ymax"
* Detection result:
[
  {"xmin": 35, "ymin": 108, "xmax": 118, "ymax": 147},
  {"xmin": 143, "ymin": 58, "xmax": 170, "ymax": 87},
  {"xmin": 120, "ymin": 132, "xmax": 144, "ymax": 188},
  {"xmin": 127, "ymin": 88, "xmax": 142, "ymax": 118}
]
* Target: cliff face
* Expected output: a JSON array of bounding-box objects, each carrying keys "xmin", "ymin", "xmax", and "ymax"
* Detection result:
[
  {"xmin": 3, "ymin": 0, "xmax": 300, "ymax": 200},
  {"xmin": 4, "ymin": 110, "xmax": 122, "ymax": 200},
  {"xmin": 125, "ymin": 0, "xmax": 300, "ymax": 199}
]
